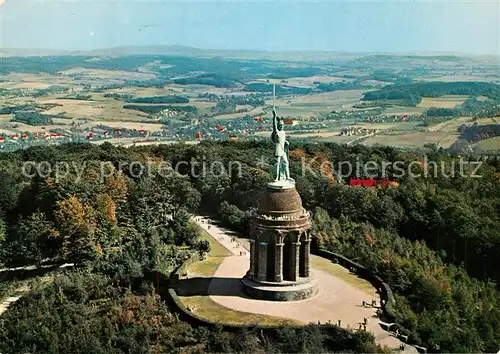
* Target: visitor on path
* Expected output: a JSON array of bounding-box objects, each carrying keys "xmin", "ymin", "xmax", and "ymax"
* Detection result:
[
  {"xmin": 338, "ymin": 320, "xmax": 341, "ymax": 327},
  {"xmin": 363, "ymin": 317, "xmax": 368, "ymax": 325}
]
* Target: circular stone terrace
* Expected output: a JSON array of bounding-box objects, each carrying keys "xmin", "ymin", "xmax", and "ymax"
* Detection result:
[{"xmin": 178, "ymin": 215, "xmax": 417, "ymax": 353}]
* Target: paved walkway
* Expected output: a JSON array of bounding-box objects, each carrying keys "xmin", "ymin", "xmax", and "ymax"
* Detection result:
[
  {"xmin": 193, "ymin": 215, "xmax": 416, "ymax": 353},
  {"xmin": 0, "ymin": 263, "xmax": 74, "ymax": 317}
]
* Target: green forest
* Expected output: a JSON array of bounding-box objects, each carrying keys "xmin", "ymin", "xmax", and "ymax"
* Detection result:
[{"xmin": 0, "ymin": 141, "xmax": 499, "ymax": 353}]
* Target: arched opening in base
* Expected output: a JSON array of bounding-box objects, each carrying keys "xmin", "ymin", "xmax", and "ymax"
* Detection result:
[
  {"xmin": 282, "ymin": 238, "xmax": 292, "ymax": 281},
  {"xmin": 299, "ymin": 240, "xmax": 306, "ymax": 277}
]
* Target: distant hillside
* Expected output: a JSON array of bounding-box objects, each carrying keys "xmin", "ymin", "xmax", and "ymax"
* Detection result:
[{"xmin": 2, "ymin": 45, "xmax": 491, "ymax": 62}]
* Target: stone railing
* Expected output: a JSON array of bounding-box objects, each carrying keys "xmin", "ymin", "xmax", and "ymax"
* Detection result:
[
  {"xmin": 257, "ymin": 208, "xmax": 309, "ymax": 221},
  {"xmin": 312, "ymin": 249, "xmax": 426, "ymax": 351},
  {"xmin": 163, "ymin": 245, "xmax": 415, "ymax": 347}
]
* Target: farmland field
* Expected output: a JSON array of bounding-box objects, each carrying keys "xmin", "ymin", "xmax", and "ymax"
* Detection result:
[
  {"xmin": 426, "ymin": 116, "xmax": 472, "ymax": 132},
  {"xmin": 309, "ymin": 135, "xmax": 359, "ymax": 144},
  {"xmin": 419, "ymin": 75, "xmax": 500, "ymax": 83},
  {"xmin": 361, "ymin": 131, "xmax": 452, "ymax": 148},
  {"xmin": 79, "ymin": 120, "xmax": 165, "ymax": 132},
  {"xmin": 418, "ymin": 95, "xmax": 469, "ymax": 108},
  {"xmin": 289, "ymin": 131, "xmax": 341, "ymax": 138},
  {"xmin": 254, "ymin": 75, "xmax": 354, "ymax": 88},
  {"xmin": 475, "ymin": 117, "xmax": 499, "ymax": 125},
  {"xmin": 473, "ymin": 136, "xmax": 500, "ymax": 151},
  {"xmin": 213, "ymin": 106, "xmax": 265, "ymax": 120},
  {"xmin": 267, "ymin": 90, "xmax": 366, "ymax": 118},
  {"xmin": 0, "ymin": 52, "xmax": 498, "ymax": 153},
  {"xmin": 382, "ymin": 105, "xmax": 426, "ymax": 115},
  {"xmin": 59, "ymin": 68, "xmax": 156, "ymax": 81}
]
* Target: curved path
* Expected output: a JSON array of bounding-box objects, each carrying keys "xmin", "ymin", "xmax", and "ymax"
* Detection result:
[
  {"xmin": 0, "ymin": 263, "xmax": 74, "ymax": 317},
  {"xmin": 193, "ymin": 215, "xmax": 417, "ymax": 353}
]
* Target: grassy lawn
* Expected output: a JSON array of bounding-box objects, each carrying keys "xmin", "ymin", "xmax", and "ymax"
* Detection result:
[
  {"xmin": 180, "ymin": 295, "xmax": 303, "ymax": 326},
  {"xmin": 198, "ymin": 229, "xmax": 231, "ymax": 257},
  {"xmin": 311, "ymin": 255, "xmax": 377, "ymax": 296},
  {"xmin": 186, "ymin": 257, "xmax": 225, "ymax": 278},
  {"xmin": 177, "ymin": 222, "xmax": 301, "ymax": 326}
]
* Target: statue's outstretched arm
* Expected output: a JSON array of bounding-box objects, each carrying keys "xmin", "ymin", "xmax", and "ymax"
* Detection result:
[{"xmin": 272, "ymin": 110, "xmax": 277, "ymax": 132}]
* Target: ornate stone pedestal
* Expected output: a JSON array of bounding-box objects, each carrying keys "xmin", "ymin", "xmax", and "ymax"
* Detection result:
[{"xmin": 242, "ymin": 183, "xmax": 318, "ymax": 301}]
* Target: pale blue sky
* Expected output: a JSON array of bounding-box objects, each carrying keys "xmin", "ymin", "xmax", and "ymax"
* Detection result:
[{"xmin": 0, "ymin": 0, "xmax": 498, "ymax": 55}]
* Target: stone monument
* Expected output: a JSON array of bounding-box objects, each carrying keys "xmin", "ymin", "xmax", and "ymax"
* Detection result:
[{"xmin": 241, "ymin": 109, "xmax": 318, "ymax": 301}]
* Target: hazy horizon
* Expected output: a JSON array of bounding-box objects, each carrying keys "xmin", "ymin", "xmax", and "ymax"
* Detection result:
[{"xmin": 0, "ymin": 0, "xmax": 499, "ymax": 56}]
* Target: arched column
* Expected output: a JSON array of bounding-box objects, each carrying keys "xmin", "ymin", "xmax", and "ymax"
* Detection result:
[
  {"xmin": 274, "ymin": 231, "xmax": 285, "ymax": 282},
  {"xmin": 258, "ymin": 241, "xmax": 268, "ymax": 281},
  {"xmin": 249, "ymin": 239, "xmax": 256, "ymax": 277},
  {"xmin": 289, "ymin": 239, "xmax": 301, "ymax": 282}
]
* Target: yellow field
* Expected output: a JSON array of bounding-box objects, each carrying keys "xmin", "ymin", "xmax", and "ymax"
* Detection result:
[
  {"xmin": 426, "ymin": 116, "xmax": 472, "ymax": 132},
  {"xmin": 361, "ymin": 131, "xmax": 451, "ymax": 148},
  {"xmin": 37, "ymin": 97, "xmax": 149, "ymax": 121},
  {"xmin": 0, "ymin": 122, "xmax": 64, "ymax": 133},
  {"xmin": 80, "ymin": 120, "xmax": 165, "ymax": 132},
  {"xmin": 103, "ymin": 87, "xmax": 165, "ymax": 95},
  {"xmin": 0, "ymin": 128, "xmax": 16, "ymax": 135},
  {"xmin": 59, "ymin": 68, "xmax": 155, "ymax": 81},
  {"xmin": 418, "ymin": 95, "xmax": 469, "ymax": 109},
  {"xmin": 357, "ymin": 123, "xmax": 399, "ymax": 130},
  {"xmin": 253, "ymin": 75, "xmax": 353, "ymax": 88},
  {"xmin": 213, "ymin": 106, "xmax": 265, "ymax": 120},
  {"xmin": 437, "ymin": 134, "xmax": 461, "ymax": 148},
  {"xmin": 420, "ymin": 75, "xmax": 498, "ymax": 82},
  {"xmin": 475, "ymin": 117, "xmax": 498, "ymax": 125},
  {"xmin": 289, "ymin": 131, "xmax": 340, "ymax": 138},
  {"xmin": 308, "ymin": 135, "xmax": 357, "ymax": 144},
  {"xmin": 169, "ymin": 84, "xmax": 230, "ymax": 96},
  {"xmin": 0, "ymin": 114, "xmax": 13, "ymax": 123},
  {"xmin": 0, "ymin": 73, "xmax": 73, "ymax": 89},
  {"xmin": 51, "ymin": 118, "xmax": 75, "ymax": 125},
  {"xmin": 382, "ymin": 105, "xmax": 426, "ymax": 115},
  {"xmin": 265, "ymin": 90, "xmax": 365, "ymax": 118}
]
